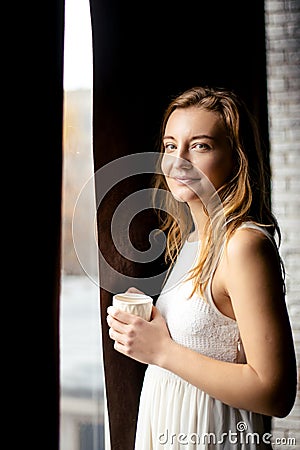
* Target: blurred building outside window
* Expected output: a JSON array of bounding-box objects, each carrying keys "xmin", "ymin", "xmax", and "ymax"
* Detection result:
[{"xmin": 60, "ymin": 1, "xmax": 105, "ymax": 449}]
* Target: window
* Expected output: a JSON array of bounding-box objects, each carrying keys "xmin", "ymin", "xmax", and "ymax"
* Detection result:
[{"xmin": 60, "ymin": 1, "xmax": 105, "ymax": 449}]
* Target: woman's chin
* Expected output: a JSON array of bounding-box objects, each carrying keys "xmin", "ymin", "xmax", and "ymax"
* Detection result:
[
  {"xmin": 167, "ymin": 180, "xmax": 203, "ymax": 204},
  {"xmin": 171, "ymin": 191, "xmax": 198, "ymax": 203}
]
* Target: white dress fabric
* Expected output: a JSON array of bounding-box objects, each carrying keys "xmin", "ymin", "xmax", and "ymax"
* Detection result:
[{"xmin": 134, "ymin": 223, "xmax": 273, "ymax": 449}]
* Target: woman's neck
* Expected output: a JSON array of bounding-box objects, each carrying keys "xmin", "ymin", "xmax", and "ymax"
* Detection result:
[{"xmin": 188, "ymin": 201, "xmax": 209, "ymax": 240}]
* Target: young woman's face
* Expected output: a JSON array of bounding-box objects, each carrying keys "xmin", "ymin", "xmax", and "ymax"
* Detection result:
[{"xmin": 161, "ymin": 107, "xmax": 234, "ymax": 204}]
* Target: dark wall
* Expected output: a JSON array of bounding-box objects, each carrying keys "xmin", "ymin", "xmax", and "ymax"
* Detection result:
[
  {"xmin": 90, "ymin": 1, "xmax": 269, "ymax": 449},
  {"xmin": 91, "ymin": 0, "xmax": 269, "ymax": 158}
]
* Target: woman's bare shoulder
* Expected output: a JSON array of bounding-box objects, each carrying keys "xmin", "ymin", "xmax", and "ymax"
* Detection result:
[
  {"xmin": 225, "ymin": 224, "xmax": 278, "ymax": 262},
  {"xmin": 221, "ymin": 225, "xmax": 284, "ymax": 288}
]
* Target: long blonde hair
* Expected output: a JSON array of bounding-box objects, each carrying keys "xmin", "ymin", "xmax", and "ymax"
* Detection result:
[{"xmin": 152, "ymin": 86, "xmax": 283, "ymax": 297}]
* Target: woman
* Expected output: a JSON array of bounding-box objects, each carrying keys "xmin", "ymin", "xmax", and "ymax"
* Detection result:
[{"xmin": 106, "ymin": 86, "xmax": 297, "ymax": 449}]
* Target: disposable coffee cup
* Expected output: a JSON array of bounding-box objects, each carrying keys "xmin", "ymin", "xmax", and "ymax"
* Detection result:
[{"xmin": 112, "ymin": 292, "xmax": 153, "ymax": 321}]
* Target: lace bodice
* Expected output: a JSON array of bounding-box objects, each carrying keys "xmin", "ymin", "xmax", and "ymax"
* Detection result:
[{"xmin": 156, "ymin": 240, "xmax": 242, "ymax": 363}]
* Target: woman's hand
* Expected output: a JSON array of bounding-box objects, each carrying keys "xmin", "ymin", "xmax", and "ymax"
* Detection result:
[
  {"xmin": 106, "ymin": 305, "xmax": 172, "ymax": 366},
  {"xmin": 125, "ymin": 286, "xmax": 145, "ymax": 295}
]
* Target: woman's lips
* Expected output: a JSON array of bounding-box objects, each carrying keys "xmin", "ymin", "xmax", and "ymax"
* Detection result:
[{"xmin": 172, "ymin": 177, "xmax": 200, "ymax": 185}]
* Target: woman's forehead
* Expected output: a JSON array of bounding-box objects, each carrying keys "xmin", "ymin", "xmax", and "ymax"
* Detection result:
[{"xmin": 164, "ymin": 107, "xmax": 225, "ymax": 138}]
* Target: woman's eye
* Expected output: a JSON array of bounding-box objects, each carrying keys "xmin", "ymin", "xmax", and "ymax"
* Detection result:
[
  {"xmin": 164, "ymin": 143, "xmax": 176, "ymax": 152},
  {"xmin": 192, "ymin": 143, "xmax": 210, "ymax": 152}
]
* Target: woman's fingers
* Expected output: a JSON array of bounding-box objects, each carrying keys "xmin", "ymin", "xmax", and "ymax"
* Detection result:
[
  {"xmin": 106, "ymin": 306, "xmax": 145, "ymax": 343},
  {"xmin": 107, "ymin": 314, "xmax": 125, "ymax": 333},
  {"xmin": 107, "ymin": 306, "xmax": 142, "ymax": 324},
  {"xmin": 108, "ymin": 326, "xmax": 125, "ymax": 344},
  {"xmin": 126, "ymin": 286, "xmax": 145, "ymax": 294}
]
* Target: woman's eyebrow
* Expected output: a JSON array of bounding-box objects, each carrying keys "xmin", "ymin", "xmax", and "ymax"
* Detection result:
[
  {"xmin": 163, "ymin": 134, "xmax": 215, "ymax": 141},
  {"xmin": 163, "ymin": 135, "xmax": 175, "ymax": 141},
  {"xmin": 191, "ymin": 134, "xmax": 214, "ymax": 141}
]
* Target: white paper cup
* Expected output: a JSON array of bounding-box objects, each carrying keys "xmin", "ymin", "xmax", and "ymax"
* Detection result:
[{"xmin": 112, "ymin": 292, "xmax": 153, "ymax": 321}]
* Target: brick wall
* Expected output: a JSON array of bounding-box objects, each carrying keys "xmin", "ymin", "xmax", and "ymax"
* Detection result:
[{"xmin": 265, "ymin": 0, "xmax": 300, "ymax": 447}]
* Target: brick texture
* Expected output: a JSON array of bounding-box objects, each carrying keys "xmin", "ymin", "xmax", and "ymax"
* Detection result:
[{"xmin": 265, "ymin": 0, "xmax": 300, "ymax": 447}]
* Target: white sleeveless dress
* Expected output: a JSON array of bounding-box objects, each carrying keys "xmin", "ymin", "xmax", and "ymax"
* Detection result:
[{"xmin": 134, "ymin": 223, "xmax": 273, "ymax": 449}]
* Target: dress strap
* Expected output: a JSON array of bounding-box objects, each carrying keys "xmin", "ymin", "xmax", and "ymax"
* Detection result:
[{"xmin": 237, "ymin": 221, "xmax": 276, "ymax": 243}]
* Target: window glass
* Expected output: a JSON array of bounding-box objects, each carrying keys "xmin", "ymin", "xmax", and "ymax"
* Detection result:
[{"xmin": 60, "ymin": 1, "xmax": 105, "ymax": 449}]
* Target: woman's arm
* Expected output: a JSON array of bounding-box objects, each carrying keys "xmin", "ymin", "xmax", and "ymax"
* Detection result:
[{"xmin": 107, "ymin": 229, "xmax": 297, "ymax": 417}]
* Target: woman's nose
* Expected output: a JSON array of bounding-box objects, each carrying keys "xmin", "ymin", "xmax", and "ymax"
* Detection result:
[
  {"xmin": 172, "ymin": 152, "xmax": 192, "ymax": 170},
  {"xmin": 161, "ymin": 147, "xmax": 192, "ymax": 175}
]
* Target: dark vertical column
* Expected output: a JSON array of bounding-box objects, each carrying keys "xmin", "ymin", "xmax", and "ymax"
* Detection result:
[
  {"xmin": 15, "ymin": 0, "xmax": 64, "ymax": 448},
  {"xmin": 39, "ymin": 0, "xmax": 64, "ymax": 440},
  {"xmin": 36, "ymin": 0, "xmax": 64, "ymax": 447},
  {"xmin": 90, "ymin": 1, "xmax": 269, "ymax": 448}
]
